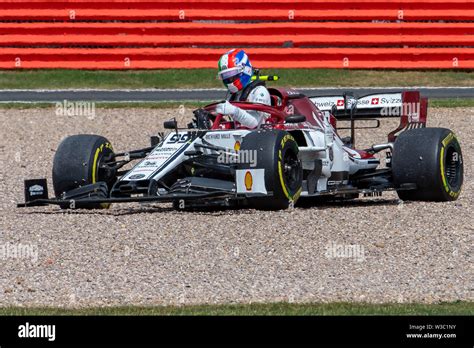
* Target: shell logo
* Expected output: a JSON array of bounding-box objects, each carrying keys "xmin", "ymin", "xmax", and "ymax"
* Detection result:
[
  {"xmin": 244, "ymin": 171, "xmax": 253, "ymax": 191},
  {"xmin": 234, "ymin": 141, "xmax": 241, "ymax": 151}
]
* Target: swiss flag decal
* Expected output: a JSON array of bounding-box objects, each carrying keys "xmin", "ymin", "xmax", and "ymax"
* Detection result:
[
  {"xmin": 337, "ymin": 99, "xmax": 344, "ymax": 106},
  {"xmin": 371, "ymin": 98, "xmax": 379, "ymax": 105}
]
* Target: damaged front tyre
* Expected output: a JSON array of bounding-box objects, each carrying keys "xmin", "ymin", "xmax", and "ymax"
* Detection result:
[{"xmin": 52, "ymin": 134, "xmax": 116, "ymax": 209}]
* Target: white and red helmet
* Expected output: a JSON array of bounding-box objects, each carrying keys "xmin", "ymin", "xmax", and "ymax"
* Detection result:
[{"xmin": 217, "ymin": 49, "xmax": 253, "ymax": 93}]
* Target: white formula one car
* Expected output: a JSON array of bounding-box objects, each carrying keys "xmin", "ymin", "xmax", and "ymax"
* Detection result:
[{"xmin": 19, "ymin": 87, "xmax": 463, "ymax": 210}]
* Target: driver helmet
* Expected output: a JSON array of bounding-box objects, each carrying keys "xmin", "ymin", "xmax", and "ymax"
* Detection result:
[{"xmin": 217, "ymin": 49, "xmax": 253, "ymax": 94}]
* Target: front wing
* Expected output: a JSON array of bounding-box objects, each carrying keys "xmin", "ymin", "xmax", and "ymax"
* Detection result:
[{"xmin": 17, "ymin": 177, "xmax": 417, "ymax": 208}]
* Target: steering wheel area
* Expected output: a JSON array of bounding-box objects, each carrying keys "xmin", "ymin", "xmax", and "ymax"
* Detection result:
[{"xmin": 203, "ymin": 101, "xmax": 287, "ymax": 130}]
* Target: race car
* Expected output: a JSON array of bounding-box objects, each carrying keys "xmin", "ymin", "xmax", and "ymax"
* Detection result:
[{"xmin": 18, "ymin": 87, "xmax": 464, "ymax": 210}]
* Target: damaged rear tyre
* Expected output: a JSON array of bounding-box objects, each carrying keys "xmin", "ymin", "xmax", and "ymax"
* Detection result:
[{"xmin": 392, "ymin": 127, "xmax": 463, "ymax": 201}]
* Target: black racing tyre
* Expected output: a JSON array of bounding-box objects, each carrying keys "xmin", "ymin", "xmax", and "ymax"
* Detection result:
[
  {"xmin": 392, "ymin": 128, "xmax": 463, "ymax": 201},
  {"xmin": 52, "ymin": 134, "xmax": 116, "ymax": 209},
  {"xmin": 239, "ymin": 129, "xmax": 303, "ymax": 210}
]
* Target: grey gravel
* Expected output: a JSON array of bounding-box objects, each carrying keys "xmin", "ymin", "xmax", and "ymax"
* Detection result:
[{"xmin": 0, "ymin": 106, "xmax": 472, "ymax": 307}]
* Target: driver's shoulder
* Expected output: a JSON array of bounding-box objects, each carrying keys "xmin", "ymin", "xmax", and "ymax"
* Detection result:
[{"xmin": 247, "ymin": 85, "xmax": 271, "ymax": 105}]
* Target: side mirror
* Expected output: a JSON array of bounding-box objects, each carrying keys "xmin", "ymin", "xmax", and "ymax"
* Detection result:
[
  {"xmin": 285, "ymin": 115, "xmax": 306, "ymax": 124},
  {"xmin": 163, "ymin": 119, "xmax": 178, "ymax": 130},
  {"xmin": 150, "ymin": 135, "xmax": 160, "ymax": 147},
  {"xmin": 331, "ymin": 104, "xmax": 338, "ymax": 115},
  {"xmin": 351, "ymin": 100, "xmax": 358, "ymax": 112}
]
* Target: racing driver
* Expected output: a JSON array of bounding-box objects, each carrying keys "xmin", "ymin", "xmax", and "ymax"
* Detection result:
[{"xmin": 215, "ymin": 49, "xmax": 271, "ymax": 128}]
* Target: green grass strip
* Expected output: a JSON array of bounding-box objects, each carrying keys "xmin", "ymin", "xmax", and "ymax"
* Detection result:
[{"xmin": 1, "ymin": 302, "xmax": 472, "ymax": 316}]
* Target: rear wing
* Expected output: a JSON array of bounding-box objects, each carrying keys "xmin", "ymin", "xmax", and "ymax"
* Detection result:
[{"xmin": 310, "ymin": 91, "xmax": 428, "ymax": 142}]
